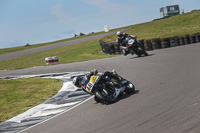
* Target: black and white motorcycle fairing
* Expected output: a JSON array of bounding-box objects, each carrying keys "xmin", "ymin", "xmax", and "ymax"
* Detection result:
[
  {"xmin": 122, "ymin": 36, "xmax": 148, "ymax": 56},
  {"xmin": 79, "ymin": 70, "xmax": 135, "ymax": 104}
]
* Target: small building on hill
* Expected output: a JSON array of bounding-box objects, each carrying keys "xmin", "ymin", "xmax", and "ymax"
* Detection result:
[{"xmin": 160, "ymin": 5, "xmax": 180, "ymax": 18}]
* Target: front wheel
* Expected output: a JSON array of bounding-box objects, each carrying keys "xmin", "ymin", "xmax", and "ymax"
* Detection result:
[
  {"xmin": 144, "ymin": 52, "xmax": 149, "ymax": 56},
  {"xmin": 122, "ymin": 49, "xmax": 128, "ymax": 56},
  {"xmin": 125, "ymin": 81, "xmax": 135, "ymax": 93}
]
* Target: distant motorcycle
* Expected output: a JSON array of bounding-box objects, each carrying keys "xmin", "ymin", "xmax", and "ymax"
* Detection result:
[
  {"xmin": 80, "ymin": 70, "xmax": 135, "ymax": 104},
  {"xmin": 122, "ymin": 36, "xmax": 148, "ymax": 56}
]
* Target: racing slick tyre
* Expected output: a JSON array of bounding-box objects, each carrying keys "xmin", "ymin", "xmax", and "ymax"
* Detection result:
[
  {"xmin": 134, "ymin": 47, "xmax": 141, "ymax": 57},
  {"xmin": 95, "ymin": 89, "xmax": 116, "ymax": 104},
  {"xmin": 125, "ymin": 81, "xmax": 135, "ymax": 93},
  {"xmin": 122, "ymin": 49, "xmax": 128, "ymax": 56},
  {"xmin": 138, "ymin": 45, "xmax": 148, "ymax": 56},
  {"xmin": 144, "ymin": 52, "xmax": 149, "ymax": 56},
  {"xmin": 94, "ymin": 95, "xmax": 101, "ymax": 103}
]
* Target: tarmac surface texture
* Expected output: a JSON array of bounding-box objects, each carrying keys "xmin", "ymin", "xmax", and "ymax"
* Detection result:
[{"xmin": 1, "ymin": 43, "xmax": 200, "ymax": 133}]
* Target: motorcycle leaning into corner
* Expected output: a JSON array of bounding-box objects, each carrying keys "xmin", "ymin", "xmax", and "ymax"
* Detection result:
[
  {"xmin": 73, "ymin": 70, "xmax": 135, "ymax": 104},
  {"xmin": 121, "ymin": 35, "xmax": 148, "ymax": 57}
]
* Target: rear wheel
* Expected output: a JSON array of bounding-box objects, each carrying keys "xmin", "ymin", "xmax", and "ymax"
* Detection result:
[
  {"xmin": 95, "ymin": 89, "xmax": 116, "ymax": 104},
  {"xmin": 94, "ymin": 95, "xmax": 101, "ymax": 103},
  {"xmin": 144, "ymin": 52, "xmax": 149, "ymax": 56},
  {"xmin": 133, "ymin": 48, "xmax": 141, "ymax": 57},
  {"xmin": 138, "ymin": 45, "xmax": 148, "ymax": 56}
]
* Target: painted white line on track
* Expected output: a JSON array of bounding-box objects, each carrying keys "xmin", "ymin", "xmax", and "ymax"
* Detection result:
[
  {"xmin": 19, "ymin": 96, "xmax": 94, "ymax": 133},
  {"xmin": 0, "ymin": 72, "xmax": 92, "ymax": 133}
]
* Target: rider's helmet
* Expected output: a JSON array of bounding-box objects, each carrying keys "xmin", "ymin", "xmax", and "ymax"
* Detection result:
[
  {"xmin": 73, "ymin": 76, "xmax": 82, "ymax": 87},
  {"xmin": 90, "ymin": 69, "xmax": 98, "ymax": 75},
  {"xmin": 117, "ymin": 31, "xmax": 124, "ymax": 39}
]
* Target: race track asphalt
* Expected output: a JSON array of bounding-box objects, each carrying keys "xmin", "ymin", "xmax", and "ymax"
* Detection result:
[{"xmin": 1, "ymin": 43, "xmax": 200, "ymax": 133}]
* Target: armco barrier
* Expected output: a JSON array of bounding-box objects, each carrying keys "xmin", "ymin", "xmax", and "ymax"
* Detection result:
[
  {"xmin": 99, "ymin": 32, "xmax": 200, "ymax": 54},
  {"xmin": 45, "ymin": 56, "xmax": 59, "ymax": 65}
]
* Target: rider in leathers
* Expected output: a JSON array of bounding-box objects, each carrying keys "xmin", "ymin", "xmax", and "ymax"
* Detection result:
[
  {"xmin": 116, "ymin": 31, "xmax": 137, "ymax": 55},
  {"xmin": 73, "ymin": 69, "xmax": 121, "ymax": 89}
]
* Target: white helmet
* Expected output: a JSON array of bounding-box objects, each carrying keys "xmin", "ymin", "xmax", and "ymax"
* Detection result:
[
  {"xmin": 117, "ymin": 31, "xmax": 123, "ymax": 36},
  {"xmin": 73, "ymin": 76, "xmax": 82, "ymax": 87}
]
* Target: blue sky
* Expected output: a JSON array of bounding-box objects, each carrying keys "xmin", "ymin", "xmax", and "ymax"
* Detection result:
[{"xmin": 0, "ymin": 0, "xmax": 199, "ymax": 48}]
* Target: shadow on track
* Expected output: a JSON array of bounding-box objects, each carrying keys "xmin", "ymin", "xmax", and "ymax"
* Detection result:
[
  {"xmin": 129, "ymin": 54, "xmax": 154, "ymax": 59},
  {"xmin": 119, "ymin": 90, "xmax": 140, "ymax": 101},
  {"xmin": 95, "ymin": 90, "xmax": 140, "ymax": 105}
]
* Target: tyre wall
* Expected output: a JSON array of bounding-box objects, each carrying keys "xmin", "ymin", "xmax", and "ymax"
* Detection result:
[{"xmin": 99, "ymin": 32, "xmax": 200, "ymax": 54}]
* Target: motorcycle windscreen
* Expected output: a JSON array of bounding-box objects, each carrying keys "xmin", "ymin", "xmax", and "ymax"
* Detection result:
[{"xmin": 81, "ymin": 76, "xmax": 89, "ymax": 85}]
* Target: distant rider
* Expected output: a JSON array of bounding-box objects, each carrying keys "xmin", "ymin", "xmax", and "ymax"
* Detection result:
[{"xmin": 116, "ymin": 31, "xmax": 137, "ymax": 54}]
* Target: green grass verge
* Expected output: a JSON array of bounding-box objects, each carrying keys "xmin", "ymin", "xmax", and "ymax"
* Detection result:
[
  {"xmin": 0, "ymin": 39, "xmax": 118, "ymax": 70},
  {"xmin": 0, "ymin": 77, "xmax": 63, "ymax": 123},
  {"xmin": 102, "ymin": 10, "xmax": 200, "ymax": 42}
]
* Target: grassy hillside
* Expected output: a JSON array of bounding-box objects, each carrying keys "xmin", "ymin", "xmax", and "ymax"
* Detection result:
[
  {"xmin": 0, "ymin": 39, "xmax": 117, "ymax": 70},
  {"xmin": 0, "ymin": 31, "xmax": 106, "ymax": 55},
  {"xmin": 102, "ymin": 10, "xmax": 200, "ymax": 42},
  {"xmin": 0, "ymin": 10, "xmax": 199, "ymax": 70},
  {"xmin": 1, "ymin": 10, "xmax": 199, "ymax": 55}
]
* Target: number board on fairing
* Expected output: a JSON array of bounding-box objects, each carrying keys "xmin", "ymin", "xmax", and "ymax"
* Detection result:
[
  {"xmin": 128, "ymin": 39, "xmax": 135, "ymax": 44},
  {"xmin": 86, "ymin": 76, "xmax": 98, "ymax": 92}
]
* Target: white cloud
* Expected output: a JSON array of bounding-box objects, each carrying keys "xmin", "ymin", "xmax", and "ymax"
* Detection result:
[
  {"xmin": 50, "ymin": 4, "xmax": 82, "ymax": 27},
  {"xmin": 83, "ymin": 0, "xmax": 139, "ymax": 14},
  {"xmin": 82, "ymin": 0, "xmax": 143, "ymax": 28}
]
